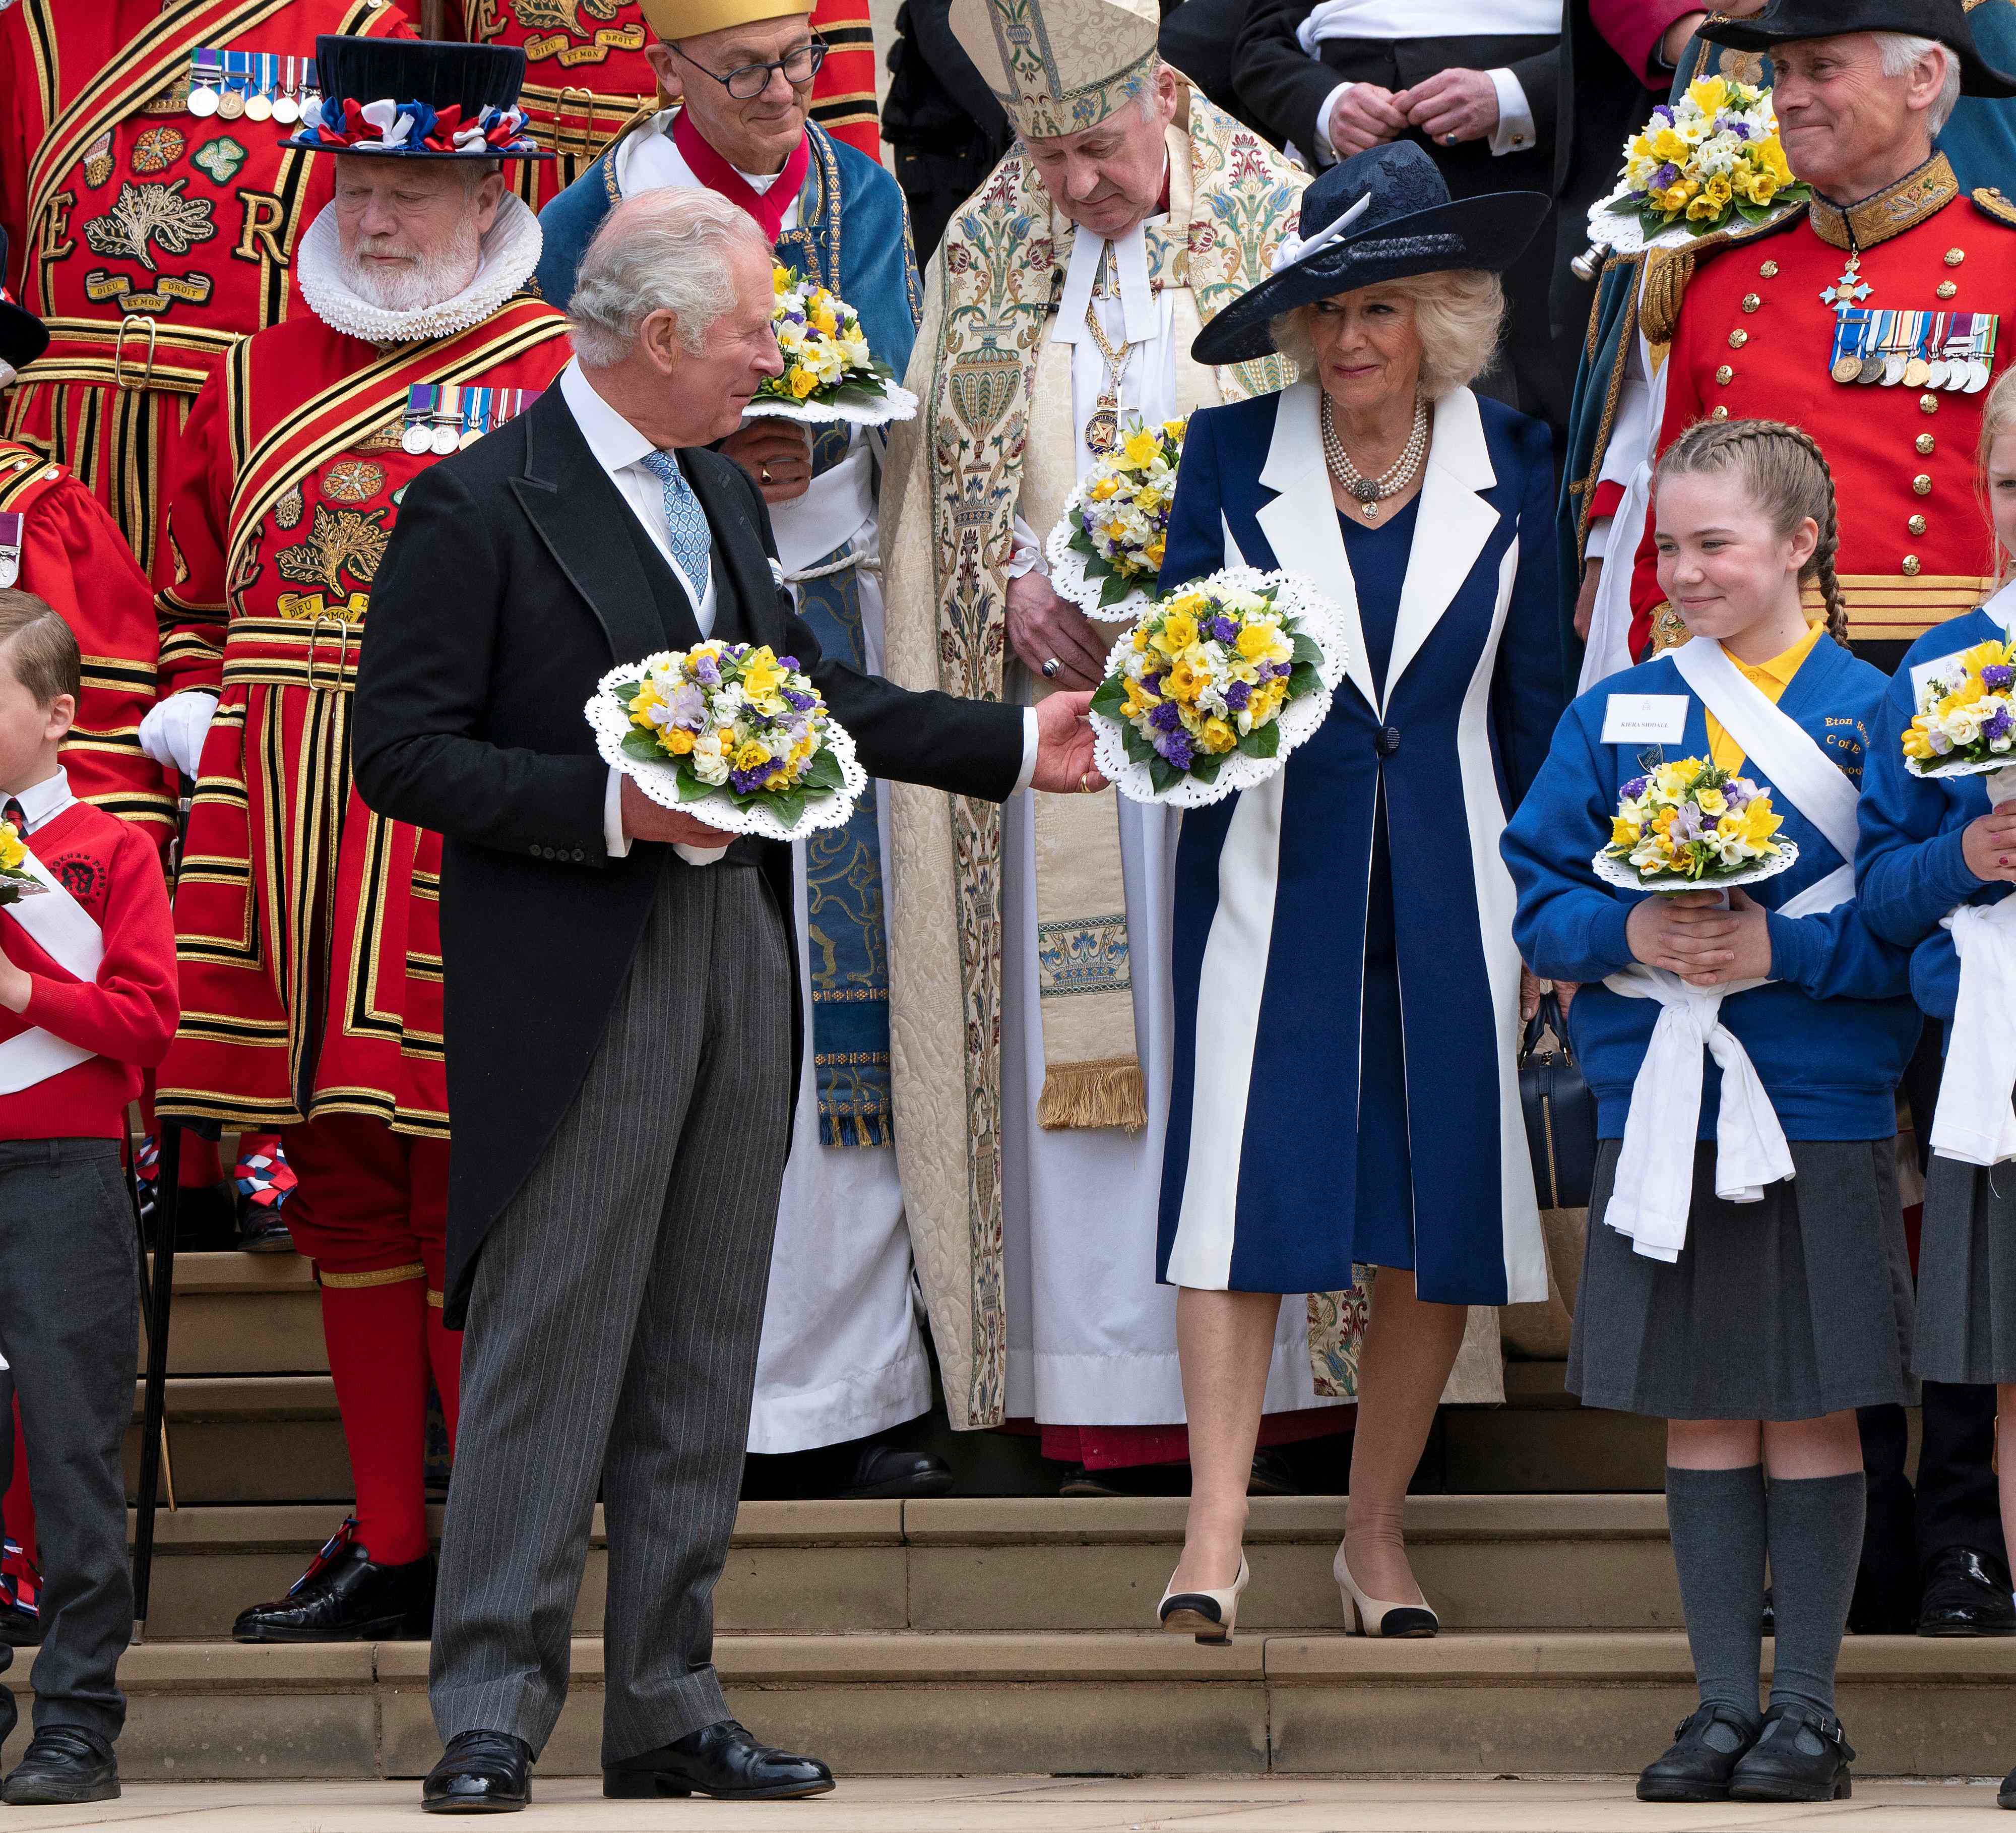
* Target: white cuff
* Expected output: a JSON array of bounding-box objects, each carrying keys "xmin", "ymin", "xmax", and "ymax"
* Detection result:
[
  {"xmin": 1487, "ymin": 68, "xmax": 1535, "ymax": 156},
  {"xmin": 1312, "ymin": 80, "xmax": 1352, "ymax": 166},
  {"xmin": 1006, "ymin": 513, "xmax": 1048, "ymax": 581},
  {"xmin": 1585, "ymin": 515, "xmax": 1614, "ymax": 562},
  {"xmin": 604, "ymin": 767, "xmax": 632, "ymax": 859},
  {"xmin": 674, "ymin": 841, "xmax": 732, "ymax": 866},
  {"xmin": 1014, "ymin": 707, "xmax": 1040, "ymax": 796}
]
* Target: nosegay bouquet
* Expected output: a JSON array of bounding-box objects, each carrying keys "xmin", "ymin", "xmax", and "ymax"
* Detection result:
[
  {"xmin": 586, "ymin": 641, "xmax": 866, "ymax": 842},
  {"xmin": 1046, "ymin": 416, "xmax": 1186, "ymax": 621},
  {"xmin": 1597, "ymin": 756, "xmax": 1795, "ymax": 891},
  {"xmin": 746, "ymin": 265, "xmax": 918, "ymax": 428},
  {"xmin": 1088, "ymin": 567, "xmax": 1344, "ymax": 807},
  {"xmin": 1598, "ymin": 75, "xmax": 1807, "ymax": 246},
  {"xmin": 1903, "ymin": 637, "xmax": 2016, "ymax": 783},
  {"xmin": 0, "ymin": 818, "xmax": 44, "ymax": 907}
]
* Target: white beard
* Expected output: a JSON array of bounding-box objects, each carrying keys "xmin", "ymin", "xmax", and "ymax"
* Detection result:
[{"xmin": 340, "ymin": 210, "xmax": 484, "ymax": 313}]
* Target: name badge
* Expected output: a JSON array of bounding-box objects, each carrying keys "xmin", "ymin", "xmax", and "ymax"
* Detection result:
[{"xmin": 1601, "ymin": 694, "xmax": 1688, "ymax": 747}]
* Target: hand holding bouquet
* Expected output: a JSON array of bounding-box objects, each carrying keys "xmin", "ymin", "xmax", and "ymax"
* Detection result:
[
  {"xmin": 1590, "ymin": 76, "xmax": 1808, "ymax": 256},
  {"xmin": 1597, "ymin": 756, "xmax": 1795, "ymax": 891},
  {"xmin": 1088, "ymin": 567, "xmax": 1345, "ymax": 808},
  {"xmin": 0, "ymin": 818, "xmax": 44, "ymax": 908},
  {"xmin": 586, "ymin": 641, "xmax": 867, "ymax": 842},
  {"xmin": 746, "ymin": 266, "xmax": 918, "ymax": 429},
  {"xmin": 1046, "ymin": 416, "xmax": 1186, "ymax": 621}
]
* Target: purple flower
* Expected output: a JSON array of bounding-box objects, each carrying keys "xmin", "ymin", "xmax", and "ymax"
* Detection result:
[
  {"xmin": 1721, "ymin": 778, "xmax": 1750, "ymax": 811},
  {"xmin": 1988, "ymin": 706, "xmax": 2013, "ymax": 744},
  {"xmin": 779, "ymin": 655, "xmax": 800, "ymax": 670},
  {"xmin": 1154, "ymin": 728, "xmax": 1195, "ymax": 769},
  {"xmin": 1984, "ymin": 664, "xmax": 2013, "ymax": 691},
  {"xmin": 1671, "ymin": 803, "xmax": 1705, "ymax": 843},
  {"xmin": 782, "ymin": 687, "xmax": 815, "ymax": 712},
  {"xmin": 1652, "ymin": 105, "xmax": 1674, "ymax": 126},
  {"xmin": 668, "ymin": 683, "xmax": 706, "ymax": 726},
  {"xmin": 1620, "ymin": 774, "xmax": 1648, "ymax": 799},
  {"xmin": 690, "ymin": 653, "xmax": 721, "ymax": 688},
  {"xmin": 1224, "ymin": 680, "xmax": 1252, "ymax": 711},
  {"xmin": 1210, "ymin": 617, "xmax": 1239, "ymax": 644},
  {"xmin": 1149, "ymin": 701, "xmax": 1183, "ymax": 734}
]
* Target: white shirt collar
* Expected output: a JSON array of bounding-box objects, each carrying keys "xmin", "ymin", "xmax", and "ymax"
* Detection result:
[
  {"xmin": 7, "ymin": 766, "xmax": 73, "ymax": 834},
  {"xmin": 559, "ymin": 357, "xmax": 661, "ymax": 480}
]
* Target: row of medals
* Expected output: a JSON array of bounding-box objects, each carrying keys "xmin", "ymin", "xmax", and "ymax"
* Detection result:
[
  {"xmin": 1830, "ymin": 310, "xmax": 1996, "ymax": 394},
  {"xmin": 397, "ymin": 386, "xmax": 541, "ymax": 457},
  {"xmin": 186, "ymin": 50, "xmax": 317, "ymax": 123}
]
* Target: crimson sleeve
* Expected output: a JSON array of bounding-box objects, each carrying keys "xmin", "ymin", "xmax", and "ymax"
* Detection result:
[
  {"xmin": 1588, "ymin": 0, "xmax": 1702, "ymax": 88},
  {"xmin": 151, "ymin": 368, "xmax": 233, "ymax": 700}
]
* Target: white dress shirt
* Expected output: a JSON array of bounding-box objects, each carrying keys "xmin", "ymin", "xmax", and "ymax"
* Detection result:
[{"xmin": 6, "ymin": 767, "xmax": 74, "ymax": 836}]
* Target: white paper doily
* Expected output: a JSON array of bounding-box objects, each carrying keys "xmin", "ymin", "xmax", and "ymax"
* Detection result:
[
  {"xmin": 1583, "ymin": 182, "xmax": 1804, "ymax": 260},
  {"xmin": 1045, "ymin": 487, "xmax": 1160, "ymax": 624},
  {"xmin": 1907, "ymin": 755, "xmax": 2016, "ymax": 801},
  {"xmin": 1089, "ymin": 568, "xmax": 1350, "ymax": 810},
  {"xmin": 0, "ymin": 880, "xmax": 49, "ymax": 904},
  {"xmin": 585, "ymin": 666, "xmax": 867, "ymax": 843},
  {"xmin": 1592, "ymin": 839, "xmax": 1799, "ymax": 895},
  {"xmin": 743, "ymin": 379, "xmax": 919, "ymax": 430}
]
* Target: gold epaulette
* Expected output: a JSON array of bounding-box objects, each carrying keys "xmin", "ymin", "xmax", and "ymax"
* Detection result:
[{"xmin": 1973, "ymin": 187, "xmax": 2016, "ymax": 229}]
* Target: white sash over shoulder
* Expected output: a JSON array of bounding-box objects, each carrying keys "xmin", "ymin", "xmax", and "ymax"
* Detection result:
[
  {"xmin": 1600, "ymin": 638, "xmax": 1858, "ymax": 1262},
  {"xmin": 0, "ymin": 844, "xmax": 104, "ymax": 1096},
  {"xmin": 1930, "ymin": 584, "xmax": 2016, "ymax": 1166}
]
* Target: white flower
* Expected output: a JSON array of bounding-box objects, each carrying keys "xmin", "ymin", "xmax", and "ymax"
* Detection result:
[{"xmin": 1945, "ymin": 708, "xmax": 1983, "ymax": 748}]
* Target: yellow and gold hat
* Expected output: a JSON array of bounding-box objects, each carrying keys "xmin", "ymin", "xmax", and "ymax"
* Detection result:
[
  {"xmin": 949, "ymin": 0, "xmax": 1160, "ymax": 140},
  {"xmin": 638, "ymin": 0, "xmax": 809, "ymax": 41}
]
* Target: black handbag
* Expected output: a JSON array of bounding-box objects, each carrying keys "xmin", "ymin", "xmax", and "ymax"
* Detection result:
[{"xmin": 1519, "ymin": 991, "xmax": 1598, "ymax": 1211}]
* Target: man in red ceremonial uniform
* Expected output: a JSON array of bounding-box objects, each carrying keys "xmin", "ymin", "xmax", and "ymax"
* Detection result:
[
  {"xmin": 1627, "ymin": 5, "xmax": 2016, "ymax": 673},
  {"xmin": 446, "ymin": 0, "xmax": 878, "ymax": 212},
  {"xmin": 148, "ymin": 33, "xmax": 573, "ymax": 1642},
  {"xmin": 0, "ymin": 0, "xmax": 417, "ymax": 580}
]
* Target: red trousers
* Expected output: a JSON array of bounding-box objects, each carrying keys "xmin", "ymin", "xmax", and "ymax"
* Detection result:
[{"xmin": 282, "ymin": 1116, "xmax": 459, "ymax": 1566}]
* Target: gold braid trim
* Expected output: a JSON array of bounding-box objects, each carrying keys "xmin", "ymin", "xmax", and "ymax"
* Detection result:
[{"xmin": 319, "ymin": 1262, "xmax": 425, "ymax": 1289}]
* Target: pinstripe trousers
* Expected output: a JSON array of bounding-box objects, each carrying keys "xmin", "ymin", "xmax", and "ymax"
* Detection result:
[{"xmin": 428, "ymin": 861, "xmax": 794, "ymax": 1764}]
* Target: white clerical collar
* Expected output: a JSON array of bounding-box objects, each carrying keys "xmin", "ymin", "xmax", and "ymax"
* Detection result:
[
  {"xmin": 559, "ymin": 358, "xmax": 659, "ymax": 480},
  {"xmin": 1051, "ymin": 157, "xmax": 1168, "ymax": 348},
  {"xmin": 294, "ymin": 191, "xmax": 543, "ymax": 345},
  {"xmin": 620, "ymin": 108, "xmax": 798, "ymax": 204},
  {"xmin": 6, "ymin": 767, "xmax": 73, "ymax": 834}
]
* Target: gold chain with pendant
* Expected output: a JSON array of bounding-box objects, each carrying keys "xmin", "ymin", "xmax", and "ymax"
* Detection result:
[{"xmin": 1080, "ymin": 300, "xmax": 1136, "ymax": 456}]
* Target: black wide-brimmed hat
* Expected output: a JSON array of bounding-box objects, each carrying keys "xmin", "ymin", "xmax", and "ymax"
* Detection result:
[
  {"xmin": 1706, "ymin": 0, "xmax": 2016, "ymax": 99},
  {"xmin": 1191, "ymin": 144, "xmax": 1549, "ymax": 368},
  {"xmin": 0, "ymin": 231, "xmax": 48, "ymax": 376},
  {"xmin": 282, "ymin": 37, "xmax": 553, "ymax": 159}
]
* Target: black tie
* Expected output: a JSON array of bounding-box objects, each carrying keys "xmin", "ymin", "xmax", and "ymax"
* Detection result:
[{"xmin": 2, "ymin": 798, "xmax": 24, "ymax": 834}]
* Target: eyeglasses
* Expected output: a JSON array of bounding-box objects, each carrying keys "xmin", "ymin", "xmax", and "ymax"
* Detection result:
[{"xmin": 669, "ymin": 37, "xmax": 826, "ymax": 101}]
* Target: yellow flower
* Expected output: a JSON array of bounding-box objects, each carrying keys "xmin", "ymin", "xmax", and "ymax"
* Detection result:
[
  {"xmin": 1696, "ymin": 786, "xmax": 1726, "ymax": 816},
  {"xmin": 1653, "ymin": 806, "xmax": 1678, "ymax": 836},
  {"xmin": 1610, "ymin": 816, "xmax": 1642, "ymax": 847},
  {"xmin": 1246, "ymin": 679, "xmax": 1287, "ymax": 724},
  {"xmin": 1201, "ymin": 716, "xmax": 1237, "ymax": 754},
  {"xmin": 1143, "ymin": 537, "xmax": 1166, "ymax": 569},
  {"xmin": 1155, "ymin": 609, "xmax": 1199, "ymax": 656},
  {"xmin": 1704, "ymin": 175, "xmax": 1732, "ymax": 209},
  {"xmin": 1131, "ymin": 628, "xmax": 1152, "ymax": 653},
  {"xmin": 1659, "ymin": 179, "xmax": 1698, "ymax": 215},
  {"xmin": 0, "ymin": 826, "xmax": 21, "ymax": 872},
  {"xmin": 789, "ymin": 366, "xmax": 819, "ymax": 399},
  {"xmin": 1686, "ymin": 189, "xmax": 1723, "ymax": 222},
  {"xmin": 1903, "ymin": 721, "xmax": 1937, "ymax": 760},
  {"xmin": 1965, "ymin": 639, "xmax": 2012, "ymax": 677},
  {"xmin": 1167, "ymin": 654, "xmax": 1207, "ymax": 705},
  {"xmin": 1121, "ymin": 676, "xmax": 1162, "ymax": 718},
  {"xmin": 661, "ymin": 728, "xmax": 696, "ymax": 756},
  {"xmin": 1652, "ymin": 126, "xmax": 1691, "ymax": 165},
  {"xmin": 1235, "ymin": 622, "xmax": 1276, "ymax": 661},
  {"xmin": 1741, "ymin": 797, "xmax": 1782, "ymax": 846},
  {"xmin": 809, "ymin": 293, "xmax": 839, "ymax": 336},
  {"xmin": 1088, "ymin": 477, "xmax": 1122, "ymax": 502},
  {"xmin": 1687, "ymin": 74, "xmax": 1729, "ymax": 116},
  {"xmin": 772, "ymin": 266, "xmax": 791, "ymax": 295},
  {"xmin": 733, "ymin": 740, "xmax": 773, "ymax": 773},
  {"xmin": 1122, "ymin": 429, "xmax": 1161, "ymax": 468},
  {"xmin": 740, "ymin": 647, "xmax": 786, "ymax": 702}
]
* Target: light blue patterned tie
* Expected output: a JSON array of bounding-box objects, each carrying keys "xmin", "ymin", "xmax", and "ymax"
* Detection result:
[{"xmin": 639, "ymin": 448, "xmax": 713, "ymax": 606}]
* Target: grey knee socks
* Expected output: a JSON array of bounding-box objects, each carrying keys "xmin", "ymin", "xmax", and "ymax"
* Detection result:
[
  {"xmin": 1665, "ymin": 1464, "xmax": 1767, "ymax": 1723},
  {"xmin": 1766, "ymin": 1471, "xmax": 1866, "ymax": 1721}
]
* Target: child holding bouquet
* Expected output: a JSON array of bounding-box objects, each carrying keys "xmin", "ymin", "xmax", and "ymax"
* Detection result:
[
  {"xmin": 1504, "ymin": 420, "xmax": 1920, "ymax": 1805},
  {"xmin": 1856, "ymin": 368, "xmax": 2016, "ymax": 1813}
]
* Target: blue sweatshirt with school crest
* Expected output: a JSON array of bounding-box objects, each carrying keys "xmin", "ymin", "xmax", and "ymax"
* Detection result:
[{"xmin": 1502, "ymin": 637, "xmax": 1918, "ymax": 1142}]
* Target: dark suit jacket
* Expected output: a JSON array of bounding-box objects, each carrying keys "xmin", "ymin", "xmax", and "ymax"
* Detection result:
[
  {"xmin": 1231, "ymin": 0, "xmax": 1559, "ymax": 187},
  {"xmin": 352, "ymin": 385, "xmax": 1025, "ymax": 1323}
]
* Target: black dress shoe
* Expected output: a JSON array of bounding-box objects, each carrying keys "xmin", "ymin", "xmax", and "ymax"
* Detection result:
[
  {"xmin": 604, "ymin": 1718, "xmax": 834, "ymax": 1800},
  {"xmin": 1727, "ymin": 1705, "xmax": 1855, "ymax": 1802},
  {"xmin": 1918, "ymin": 1547, "xmax": 2016, "ymax": 1637},
  {"xmin": 1999, "ymin": 1762, "xmax": 2016, "ymax": 1809},
  {"xmin": 838, "ymin": 1443, "xmax": 954, "ymax": 1499},
  {"xmin": 2, "ymin": 1726, "xmax": 118, "ymax": 1804},
  {"xmin": 1636, "ymin": 1702, "xmax": 1761, "ymax": 1802},
  {"xmin": 232, "ymin": 1521, "xmax": 434, "ymax": 1642},
  {"xmin": 422, "ymin": 1731, "xmax": 532, "ymax": 1814},
  {"xmin": 236, "ymin": 1207, "xmax": 295, "ymax": 1252}
]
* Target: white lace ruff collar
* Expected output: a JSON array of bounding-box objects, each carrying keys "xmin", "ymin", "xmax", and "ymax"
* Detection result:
[{"xmin": 295, "ymin": 192, "xmax": 544, "ymax": 344}]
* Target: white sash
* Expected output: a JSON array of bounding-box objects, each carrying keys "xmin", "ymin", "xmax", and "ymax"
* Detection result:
[
  {"xmin": 1601, "ymin": 638, "xmax": 1856, "ymax": 1261},
  {"xmin": 0, "ymin": 843, "xmax": 106, "ymax": 1097},
  {"xmin": 1578, "ymin": 347, "xmax": 1668, "ymax": 693}
]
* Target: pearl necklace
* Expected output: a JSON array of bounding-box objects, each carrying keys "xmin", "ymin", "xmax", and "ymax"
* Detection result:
[{"xmin": 1321, "ymin": 395, "xmax": 1429, "ymax": 522}]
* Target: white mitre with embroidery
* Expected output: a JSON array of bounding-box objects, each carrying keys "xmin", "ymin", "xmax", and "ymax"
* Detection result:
[{"xmin": 949, "ymin": 0, "xmax": 1161, "ymax": 139}]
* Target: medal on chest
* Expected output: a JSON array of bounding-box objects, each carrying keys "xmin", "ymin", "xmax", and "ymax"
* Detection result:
[
  {"xmin": 0, "ymin": 514, "xmax": 20, "ymax": 591},
  {"xmin": 1823, "ymin": 250, "xmax": 1999, "ymax": 395},
  {"xmin": 186, "ymin": 48, "xmax": 223, "ymax": 118},
  {"xmin": 399, "ymin": 383, "xmax": 543, "ymax": 459}
]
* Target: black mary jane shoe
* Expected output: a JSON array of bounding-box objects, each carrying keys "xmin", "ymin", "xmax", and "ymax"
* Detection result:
[
  {"xmin": 604, "ymin": 1718, "xmax": 835, "ymax": 1800},
  {"xmin": 1635, "ymin": 1702, "xmax": 1761, "ymax": 1802},
  {"xmin": 422, "ymin": 1731, "xmax": 532, "ymax": 1814},
  {"xmin": 232, "ymin": 1520, "xmax": 434, "ymax": 1642},
  {"xmin": 2, "ymin": 1726, "xmax": 119, "ymax": 1805},
  {"xmin": 1917, "ymin": 1547, "xmax": 2016, "ymax": 1637},
  {"xmin": 1727, "ymin": 1704, "xmax": 1855, "ymax": 1802}
]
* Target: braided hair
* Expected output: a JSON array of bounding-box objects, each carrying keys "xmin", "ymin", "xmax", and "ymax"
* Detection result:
[{"xmin": 1654, "ymin": 417, "xmax": 1850, "ymax": 648}]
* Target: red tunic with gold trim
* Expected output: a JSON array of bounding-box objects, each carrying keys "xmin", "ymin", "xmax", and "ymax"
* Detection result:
[
  {"xmin": 0, "ymin": 439, "xmax": 174, "ymax": 851},
  {"xmin": 150, "ymin": 286, "xmax": 572, "ymax": 1137},
  {"xmin": 445, "ymin": 0, "xmax": 877, "ymax": 213},
  {"xmin": 1630, "ymin": 154, "xmax": 2016, "ymax": 664},
  {"xmin": 0, "ymin": 0, "xmax": 415, "ymax": 578}
]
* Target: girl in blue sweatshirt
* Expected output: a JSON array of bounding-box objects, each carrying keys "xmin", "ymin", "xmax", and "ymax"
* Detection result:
[
  {"xmin": 1856, "ymin": 371, "xmax": 2016, "ymax": 1815},
  {"xmin": 1504, "ymin": 420, "xmax": 1917, "ymax": 1806}
]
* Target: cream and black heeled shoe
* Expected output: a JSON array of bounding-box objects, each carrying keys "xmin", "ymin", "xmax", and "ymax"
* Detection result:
[
  {"xmin": 1157, "ymin": 1556, "xmax": 1249, "ymax": 1644},
  {"xmin": 1334, "ymin": 1544, "xmax": 1438, "ymax": 1638}
]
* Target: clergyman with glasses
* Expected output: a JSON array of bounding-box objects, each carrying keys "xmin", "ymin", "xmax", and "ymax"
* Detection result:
[{"xmin": 534, "ymin": 0, "xmax": 950, "ymax": 1500}]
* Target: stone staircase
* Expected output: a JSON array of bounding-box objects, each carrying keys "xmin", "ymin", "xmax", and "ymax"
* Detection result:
[{"xmin": 0, "ymin": 1251, "xmax": 2001, "ymax": 1782}]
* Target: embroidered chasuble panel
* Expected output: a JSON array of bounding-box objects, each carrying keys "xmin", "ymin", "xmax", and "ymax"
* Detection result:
[{"xmin": 156, "ymin": 303, "xmax": 572, "ymax": 1137}]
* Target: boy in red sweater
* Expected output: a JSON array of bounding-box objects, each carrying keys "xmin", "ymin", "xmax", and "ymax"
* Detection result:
[{"xmin": 0, "ymin": 589, "xmax": 177, "ymax": 1805}]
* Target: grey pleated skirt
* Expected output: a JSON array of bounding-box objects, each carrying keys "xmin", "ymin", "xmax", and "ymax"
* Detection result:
[
  {"xmin": 1914, "ymin": 1154, "xmax": 2016, "ymax": 1385},
  {"xmin": 1568, "ymin": 1137, "xmax": 1916, "ymax": 1421}
]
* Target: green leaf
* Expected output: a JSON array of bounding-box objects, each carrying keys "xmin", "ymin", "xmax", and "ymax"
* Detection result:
[
  {"xmin": 770, "ymin": 789, "xmax": 807, "ymax": 829},
  {"xmin": 1099, "ymin": 572, "xmax": 1135, "ymax": 609},
  {"xmin": 1122, "ymin": 724, "xmax": 1154, "ymax": 764},
  {"xmin": 1289, "ymin": 632, "xmax": 1325, "ymax": 669},
  {"xmin": 1287, "ymin": 661, "xmax": 1321, "ymax": 698},
  {"xmin": 1605, "ymin": 192, "xmax": 1646, "ymax": 216},
  {"xmin": 675, "ymin": 768, "xmax": 718, "ymax": 804},
  {"xmin": 610, "ymin": 678, "xmax": 644, "ymax": 702},
  {"xmin": 1089, "ymin": 678, "xmax": 1127, "ymax": 720},
  {"xmin": 801, "ymin": 749, "xmax": 845, "ymax": 790},
  {"xmin": 620, "ymin": 728, "xmax": 667, "ymax": 762},
  {"xmin": 1190, "ymin": 752, "xmax": 1226, "ymax": 786},
  {"xmin": 1068, "ymin": 527, "xmax": 1096, "ymax": 558},
  {"xmin": 1148, "ymin": 754, "xmax": 1179, "ymax": 793},
  {"xmin": 1236, "ymin": 722, "xmax": 1280, "ymax": 760}
]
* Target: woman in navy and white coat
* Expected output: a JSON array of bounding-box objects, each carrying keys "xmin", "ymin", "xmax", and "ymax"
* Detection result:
[{"xmin": 1151, "ymin": 145, "xmax": 1562, "ymax": 1645}]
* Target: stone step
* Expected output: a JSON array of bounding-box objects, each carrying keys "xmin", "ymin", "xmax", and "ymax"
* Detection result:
[
  {"xmin": 8, "ymin": 1632, "xmax": 2006, "ymax": 1782},
  {"xmin": 140, "ymin": 1254, "xmax": 327, "ymax": 1376},
  {"xmin": 124, "ymin": 1378, "xmax": 351, "ymax": 1505},
  {"xmin": 124, "ymin": 1496, "xmax": 1691, "ymax": 1639}
]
